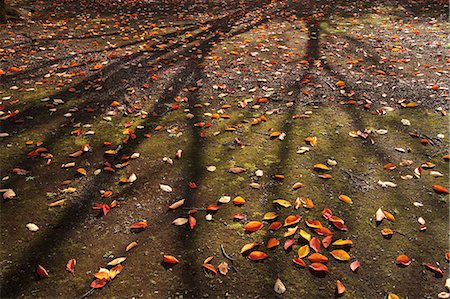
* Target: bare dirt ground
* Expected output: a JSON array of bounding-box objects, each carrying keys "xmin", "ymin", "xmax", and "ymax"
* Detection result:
[{"xmin": 0, "ymin": 0, "xmax": 449, "ymax": 298}]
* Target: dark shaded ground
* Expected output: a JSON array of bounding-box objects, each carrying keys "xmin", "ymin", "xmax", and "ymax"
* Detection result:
[{"xmin": 0, "ymin": 0, "xmax": 449, "ymax": 298}]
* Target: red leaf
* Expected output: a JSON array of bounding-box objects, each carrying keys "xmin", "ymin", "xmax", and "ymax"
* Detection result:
[
  {"xmin": 293, "ymin": 257, "xmax": 306, "ymax": 267},
  {"xmin": 322, "ymin": 235, "xmax": 332, "ymax": 248},
  {"xmin": 424, "ymin": 263, "xmax": 444, "ymax": 277},
  {"xmin": 283, "ymin": 239, "xmax": 295, "ymax": 250},
  {"xmin": 268, "ymin": 221, "xmax": 282, "ymax": 231},
  {"xmin": 91, "ymin": 279, "xmax": 108, "ymax": 289},
  {"xmin": 310, "ymin": 237, "xmax": 321, "ymax": 253},
  {"xmin": 36, "ymin": 265, "xmax": 49, "ymax": 278},
  {"xmin": 309, "ymin": 262, "xmax": 329, "ymax": 272}
]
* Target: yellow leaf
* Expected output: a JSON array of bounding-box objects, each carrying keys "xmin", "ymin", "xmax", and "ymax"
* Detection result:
[
  {"xmin": 298, "ymin": 245, "xmax": 310, "ymax": 258},
  {"xmin": 273, "ymin": 199, "xmax": 292, "ymax": 208}
]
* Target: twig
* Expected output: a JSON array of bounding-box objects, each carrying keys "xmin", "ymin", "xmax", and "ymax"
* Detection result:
[
  {"xmin": 220, "ymin": 244, "xmax": 234, "ymax": 261},
  {"xmin": 78, "ymin": 288, "xmax": 95, "ymax": 299}
]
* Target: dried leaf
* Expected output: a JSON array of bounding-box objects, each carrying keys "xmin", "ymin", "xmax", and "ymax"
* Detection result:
[
  {"xmin": 202, "ymin": 263, "xmax": 217, "ymax": 275},
  {"xmin": 218, "ymin": 261, "xmax": 229, "ymax": 275},
  {"xmin": 273, "ymin": 199, "xmax": 292, "ymax": 207},
  {"xmin": 274, "ymin": 278, "xmax": 286, "ymax": 294},
  {"xmin": 266, "ymin": 238, "xmax": 280, "ymax": 249},
  {"xmin": 248, "ymin": 251, "xmax": 269, "ymax": 261},
  {"xmin": 168, "ymin": 199, "xmax": 185, "ymax": 210},
  {"xmin": 336, "ymin": 280, "xmax": 346, "ymax": 295},
  {"xmin": 36, "ymin": 265, "xmax": 49, "ymax": 278},
  {"xmin": 163, "ymin": 255, "xmax": 179, "ymax": 264},
  {"xmin": 350, "ymin": 260, "xmax": 360, "ymax": 272},
  {"xmin": 66, "ymin": 259, "xmax": 76, "ymax": 274},
  {"xmin": 160, "ymin": 184, "xmax": 173, "ymax": 192},
  {"xmin": 172, "ymin": 218, "xmax": 189, "ymax": 226},
  {"xmin": 126, "ymin": 241, "xmax": 138, "ymax": 252},
  {"xmin": 309, "ymin": 263, "xmax": 329, "ymax": 272},
  {"xmin": 298, "ymin": 245, "xmax": 310, "ymax": 258},
  {"xmin": 330, "ymin": 250, "xmax": 350, "ymax": 261},
  {"xmin": 244, "ymin": 221, "xmax": 263, "ymax": 232},
  {"xmin": 107, "ymin": 257, "xmax": 126, "ymax": 266},
  {"xmin": 338, "ymin": 195, "xmax": 353, "ymax": 204}
]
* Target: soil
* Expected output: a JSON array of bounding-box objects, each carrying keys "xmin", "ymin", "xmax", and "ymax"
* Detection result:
[{"xmin": 0, "ymin": 0, "xmax": 449, "ymax": 298}]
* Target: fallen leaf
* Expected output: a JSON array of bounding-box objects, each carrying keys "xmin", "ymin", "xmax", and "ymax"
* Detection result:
[
  {"xmin": 107, "ymin": 257, "xmax": 126, "ymax": 266},
  {"xmin": 202, "ymin": 263, "xmax": 217, "ymax": 275},
  {"xmin": 338, "ymin": 195, "xmax": 353, "ymax": 204},
  {"xmin": 172, "ymin": 218, "xmax": 189, "ymax": 226},
  {"xmin": 248, "ymin": 251, "xmax": 269, "ymax": 261},
  {"xmin": 218, "ymin": 261, "xmax": 228, "ymax": 275},
  {"xmin": 66, "ymin": 259, "xmax": 76, "ymax": 274},
  {"xmin": 266, "ymin": 238, "xmax": 280, "ymax": 249},
  {"xmin": 160, "ymin": 184, "xmax": 173, "ymax": 192},
  {"xmin": 274, "ymin": 278, "xmax": 286, "ymax": 294},
  {"xmin": 163, "ymin": 255, "xmax": 179, "ymax": 264},
  {"xmin": 168, "ymin": 199, "xmax": 185, "ymax": 210},
  {"xmin": 36, "ymin": 265, "xmax": 49, "ymax": 278},
  {"xmin": 336, "ymin": 280, "xmax": 346, "ymax": 295},
  {"xmin": 298, "ymin": 245, "xmax": 310, "ymax": 258},
  {"xmin": 126, "ymin": 241, "xmax": 138, "ymax": 252},
  {"xmin": 350, "ymin": 260, "xmax": 360, "ymax": 272},
  {"xmin": 307, "ymin": 253, "xmax": 328, "ymax": 263},
  {"xmin": 309, "ymin": 263, "xmax": 329, "ymax": 272},
  {"xmin": 330, "ymin": 250, "xmax": 350, "ymax": 261},
  {"xmin": 244, "ymin": 221, "xmax": 263, "ymax": 232},
  {"xmin": 432, "ymin": 184, "xmax": 449, "ymax": 194}
]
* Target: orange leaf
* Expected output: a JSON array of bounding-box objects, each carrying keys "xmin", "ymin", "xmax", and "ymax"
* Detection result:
[
  {"xmin": 248, "ymin": 251, "xmax": 269, "ymax": 261},
  {"xmin": 383, "ymin": 163, "xmax": 396, "ymax": 170},
  {"xmin": 284, "ymin": 215, "xmax": 301, "ymax": 226},
  {"xmin": 307, "ymin": 253, "xmax": 328, "ymax": 263},
  {"xmin": 130, "ymin": 221, "xmax": 148, "ymax": 230},
  {"xmin": 189, "ymin": 215, "xmax": 196, "ymax": 230},
  {"xmin": 395, "ymin": 254, "xmax": 411, "ymax": 266},
  {"xmin": 293, "ymin": 257, "xmax": 306, "ymax": 267},
  {"xmin": 232, "ymin": 196, "xmax": 246, "ymax": 205},
  {"xmin": 66, "ymin": 259, "xmax": 76, "ymax": 274},
  {"xmin": 240, "ymin": 242, "xmax": 261, "ymax": 254},
  {"xmin": 305, "ymin": 136, "xmax": 317, "ymax": 146},
  {"xmin": 305, "ymin": 219, "xmax": 322, "ymax": 228},
  {"xmin": 313, "ymin": 163, "xmax": 330, "ymax": 171},
  {"xmin": 244, "ymin": 221, "xmax": 263, "ymax": 232},
  {"xmin": 336, "ymin": 280, "xmax": 346, "ymax": 295},
  {"xmin": 76, "ymin": 168, "xmax": 87, "ymax": 176},
  {"xmin": 432, "ymin": 184, "xmax": 449, "ymax": 194},
  {"xmin": 202, "ymin": 263, "xmax": 217, "ymax": 275},
  {"xmin": 266, "ymin": 238, "xmax": 280, "ymax": 249},
  {"xmin": 332, "ymin": 239, "xmax": 353, "ymax": 246},
  {"xmin": 163, "ymin": 255, "xmax": 179, "ymax": 264},
  {"xmin": 318, "ymin": 174, "xmax": 333, "ymax": 179},
  {"xmin": 309, "ymin": 262, "xmax": 329, "ymax": 272},
  {"xmin": 338, "ymin": 195, "xmax": 353, "ymax": 204},
  {"xmin": 330, "ymin": 250, "xmax": 350, "ymax": 261}
]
